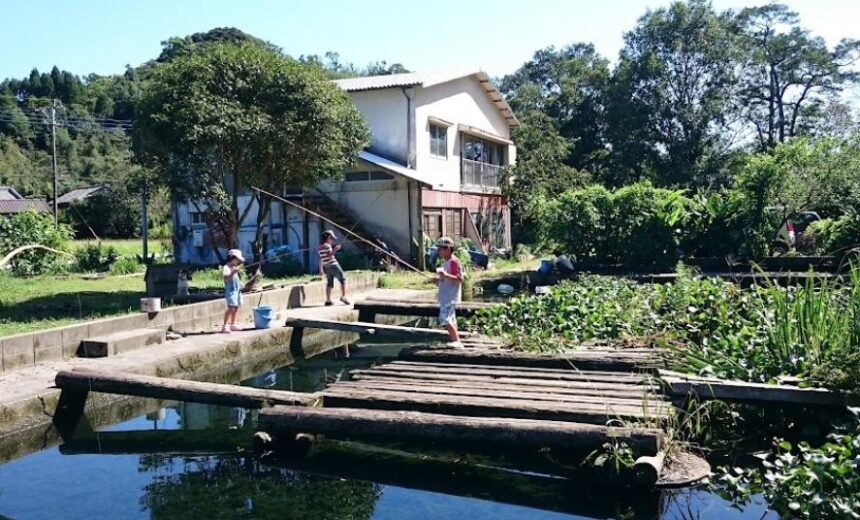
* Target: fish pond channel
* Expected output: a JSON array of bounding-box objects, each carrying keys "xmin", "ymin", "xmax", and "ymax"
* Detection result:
[{"xmin": 0, "ymin": 338, "xmax": 781, "ymax": 519}]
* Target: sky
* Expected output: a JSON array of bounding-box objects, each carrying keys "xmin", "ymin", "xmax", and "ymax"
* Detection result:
[{"xmin": 1, "ymin": 0, "xmax": 858, "ymax": 81}]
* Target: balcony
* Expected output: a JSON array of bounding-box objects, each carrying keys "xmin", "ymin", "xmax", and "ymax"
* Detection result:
[{"xmin": 461, "ymin": 159, "xmax": 502, "ymax": 190}]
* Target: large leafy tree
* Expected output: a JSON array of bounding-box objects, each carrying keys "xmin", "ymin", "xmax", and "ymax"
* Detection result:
[
  {"xmin": 135, "ymin": 42, "xmax": 369, "ymax": 272},
  {"xmin": 500, "ymin": 43, "xmax": 610, "ymax": 174},
  {"xmin": 607, "ymin": 0, "xmax": 740, "ymax": 188},
  {"xmin": 735, "ymin": 4, "xmax": 860, "ymax": 149}
]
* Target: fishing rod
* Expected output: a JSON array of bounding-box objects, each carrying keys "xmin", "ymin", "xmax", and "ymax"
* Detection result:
[{"xmin": 252, "ymin": 186, "xmax": 435, "ymax": 280}]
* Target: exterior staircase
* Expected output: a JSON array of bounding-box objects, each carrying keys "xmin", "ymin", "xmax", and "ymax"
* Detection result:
[{"xmin": 302, "ymin": 190, "xmax": 383, "ymax": 259}]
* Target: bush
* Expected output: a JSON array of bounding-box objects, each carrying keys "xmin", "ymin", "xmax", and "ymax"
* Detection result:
[
  {"xmin": 73, "ymin": 243, "xmax": 119, "ymax": 272},
  {"xmin": 109, "ymin": 256, "xmax": 141, "ymax": 275},
  {"xmin": 0, "ymin": 209, "xmax": 74, "ymax": 276},
  {"xmin": 808, "ymin": 214, "xmax": 860, "ymax": 254},
  {"xmin": 260, "ymin": 258, "xmax": 303, "ymax": 278}
]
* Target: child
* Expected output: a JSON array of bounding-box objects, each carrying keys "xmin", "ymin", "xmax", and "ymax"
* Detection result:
[
  {"xmin": 221, "ymin": 248, "xmax": 245, "ymax": 333},
  {"xmin": 435, "ymin": 236, "xmax": 464, "ymax": 348},
  {"xmin": 319, "ymin": 230, "xmax": 349, "ymax": 306}
]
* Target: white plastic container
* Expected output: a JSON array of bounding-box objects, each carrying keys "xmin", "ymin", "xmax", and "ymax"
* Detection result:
[{"xmin": 140, "ymin": 297, "xmax": 162, "ymax": 313}]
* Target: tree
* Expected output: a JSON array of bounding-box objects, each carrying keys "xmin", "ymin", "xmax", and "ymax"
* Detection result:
[
  {"xmin": 607, "ymin": 0, "xmax": 741, "ymax": 188},
  {"xmin": 500, "ymin": 43, "xmax": 610, "ymax": 175},
  {"xmin": 136, "ymin": 42, "xmax": 369, "ymax": 274},
  {"xmin": 735, "ymin": 4, "xmax": 860, "ymax": 149}
]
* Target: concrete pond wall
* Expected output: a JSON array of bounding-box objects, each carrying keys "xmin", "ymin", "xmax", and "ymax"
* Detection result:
[{"xmin": 0, "ymin": 272, "xmax": 380, "ymax": 374}]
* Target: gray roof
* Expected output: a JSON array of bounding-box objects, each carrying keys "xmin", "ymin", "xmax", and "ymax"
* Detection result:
[
  {"xmin": 334, "ymin": 70, "xmax": 519, "ymax": 127},
  {"xmin": 0, "ymin": 199, "xmax": 50, "ymax": 214},
  {"xmin": 55, "ymin": 186, "xmax": 104, "ymax": 205},
  {"xmin": 0, "ymin": 186, "xmax": 23, "ymax": 200}
]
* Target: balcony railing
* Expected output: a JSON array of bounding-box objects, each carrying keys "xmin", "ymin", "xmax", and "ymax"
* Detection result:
[{"xmin": 461, "ymin": 159, "xmax": 502, "ymax": 189}]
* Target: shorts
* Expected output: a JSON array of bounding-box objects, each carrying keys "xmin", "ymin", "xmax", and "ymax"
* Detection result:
[
  {"xmin": 438, "ymin": 302, "xmax": 457, "ymax": 326},
  {"xmin": 324, "ymin": 264, "xmax": 346, "ymax": 288},
  {"xmin": 225, "ymin": 290, "xmax": 243, "ymax": 308}
]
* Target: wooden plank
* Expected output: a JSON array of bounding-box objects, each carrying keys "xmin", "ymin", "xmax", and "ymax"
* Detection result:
[
  {"xmin": 320, "ymin": 387, "xmax": 670, "ymax": 424},
  {"xmin": 365, "ymin": 364, "xmax": 653, "ymax": 386},
  {"xmin": 260, "ymin": 405, "xmax": 663, "ymax": 453},
  {"xmin": 665, "ymin": 377, "xmax": 860, "ymax": 407},
  {"xmin": 353, "ymin": 301, "xmax": 492, "ymax": 318},
  {"xmin": 349, "ymin": 369, "xmax": 660, "ymax": 392},
  {"xmin": 334, "ymin": 380, "xmax": 662, "ymax": 407},
  {"xmin": 399, "ymin": 347, "xmax": 659, "ymax": 372},
  {"xmin": 285, "ymin": 317, "xmax": 447, "ymax": 339},
  {"xmin": 386, "ymin": 361, "xmax": 651, "ymax": 383},
  {"xmin": 55, "ymin": 368, "xmax": 317, "ymax": 409},
  {"xmin": 351, "ymin": 374, "xmax": 661, "ymax": 400}
]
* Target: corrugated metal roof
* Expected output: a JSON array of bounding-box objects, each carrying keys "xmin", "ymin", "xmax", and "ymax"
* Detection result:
[
  {"xmin": 334, "ymin": 70, "xmax": 519, "ymax": 127},
  {"xmin": 55, "ymin": 186, "xmax": 104, "ymax": 205},
  {"xmin": 0, "ymin": 199, "xmax": 50, "ymax": 214},
  {"xmin": 0, "ymin": 186, "xmax": 23, "ymax": 200},
  {"xmin": 358, "ymin": 151, "xmax": 435, "ymax": 187}
]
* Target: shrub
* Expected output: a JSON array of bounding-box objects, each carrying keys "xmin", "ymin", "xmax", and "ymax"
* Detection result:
[
  {"xmin": 109, "ymin": 256, "xmax": 141, "ymax": 275},
  {"xmin": 0, "ymin": 209, "xmax": 74, "ymax": 276},
  {"xmin": 73, "ymin": 243, "xmax": 119, "ymax": 272},
  {"xmin": 260, "ymin": 258, "xmax": 303, "ymax": 278},
  {"xmin": 808, "ymin": 214, "xmax": 860, "ymax": 255}
]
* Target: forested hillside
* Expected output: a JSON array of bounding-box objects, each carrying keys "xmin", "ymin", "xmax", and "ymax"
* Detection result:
[{"xmin": 0, "ymin": 27, "xmax": 406, "ymax": 238}]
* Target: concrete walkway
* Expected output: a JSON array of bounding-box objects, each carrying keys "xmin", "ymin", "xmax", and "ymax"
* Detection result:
[{"xmin": 0, "ymin": 288, "xmax": 433, "ymax": 448}]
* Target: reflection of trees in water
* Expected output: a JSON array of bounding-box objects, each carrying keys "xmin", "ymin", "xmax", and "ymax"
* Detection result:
[{"xmin": 140, "ymin": 455, "xmax": 379, "ymax": 520}]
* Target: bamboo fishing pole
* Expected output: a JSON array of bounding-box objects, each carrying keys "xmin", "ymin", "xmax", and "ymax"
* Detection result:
[{"xmin": 252, "ymin": 186, "xmax": 435, "ymax": 280}]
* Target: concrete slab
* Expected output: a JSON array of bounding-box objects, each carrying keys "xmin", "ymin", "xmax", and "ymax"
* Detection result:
[
  {"xmin": 79, "ymin": 328, "xmax": 166, "ymax": 357},
  {"xmin": 1, "ymin": 333, "xmax": 35, "ymax": 373}
]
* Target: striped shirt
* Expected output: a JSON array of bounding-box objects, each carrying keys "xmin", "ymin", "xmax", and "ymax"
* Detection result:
[{"xmin": 318, "ymin": 243, "xmax": 340, "ymax": 267}]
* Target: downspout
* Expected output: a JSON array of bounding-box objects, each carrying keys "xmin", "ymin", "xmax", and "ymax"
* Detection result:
[{"xmin": 400, "ymin": 87, "xmax": 414, "ymax": 168}]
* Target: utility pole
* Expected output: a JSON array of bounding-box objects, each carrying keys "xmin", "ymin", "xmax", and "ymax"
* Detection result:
[{"xmin": 50, "ymin": 99, "xmax": 58, "ymax": 226}]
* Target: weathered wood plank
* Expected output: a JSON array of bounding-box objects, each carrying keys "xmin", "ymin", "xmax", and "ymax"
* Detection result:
[
  {"xmin": 259, "ymin": 405, "xmax": 663, "ymax": 454},
  {"xmin": 55, "ymin": 368, "xmax": 317, "ymax": 409},
  {"xmin": 385, "ymin": 361, "xmax": 650, "ymax": 383},
  {"xmin": 283, "ymin": 317, "xmax": 491, "ymax": 341},
  {"xmin": 399, "ymin": 347, "xmax": 659, "ymax": 372},
  {"xmin": 351, "ymin": 374, "xmax": 661, "ymax": 400},
  {"xmin": 362, "ymin": 365, "xmax": 653, "ymax": 386},
  {"xmin": 665, "ymin": 377, "xmax": 860, "ymax": 407},
  {"xmin": 320, "ymin": 387, "xmax": 670, "ymax": 424},
  {"xmin": 334, "ymin": 380, "xmax": 662, "ymax": 407},
  {"xmin": 354, "ymin": 301, "xmax": 493, "ymax": 319},
  {"xmin": 349, "ymin": 369, "xmax": 660, "ymax": 392}
]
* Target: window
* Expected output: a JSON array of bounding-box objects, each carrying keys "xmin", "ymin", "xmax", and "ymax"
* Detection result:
[
  {"xmin": 345, "ymin": 170, "xmax": 393, "ymax": 182},
  {"xmin": 423, "ymin": 212, "xmax": 442, "ymax": 240},
  {"xmin": 461, "ymin": 134, "xmax": 506, "ymax": 188},
  {"xmin": 430, "ymin": 124, "xmax": 447, "ymax": 158},
  {"xmin": 190, "ymin": 211, "xmax": 204, "ymax": 224},
  {"xmin": 444, "ymin": 209, "xmax": 463, "ymax": 241}
]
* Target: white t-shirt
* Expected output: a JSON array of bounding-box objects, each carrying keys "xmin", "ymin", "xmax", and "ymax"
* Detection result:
[{"xmin": 222, "ymin": 265, "xmax": 234, "ymax": 277}]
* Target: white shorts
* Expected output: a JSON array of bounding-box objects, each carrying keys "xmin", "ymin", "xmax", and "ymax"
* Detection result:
[{"xmin": 438, "ymin": 303, "xmax": 457, "ymax": 326}]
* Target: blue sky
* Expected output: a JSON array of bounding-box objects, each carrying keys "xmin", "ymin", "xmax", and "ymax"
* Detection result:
[{"xmin": 2, "ymin": 0, "xmax": 858, "ymax": 80}]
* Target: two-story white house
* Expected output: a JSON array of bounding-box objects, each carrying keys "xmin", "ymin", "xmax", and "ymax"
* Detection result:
[{"xmin": 172, "ymin": 70, "xmax": 518, "ymax": 271}]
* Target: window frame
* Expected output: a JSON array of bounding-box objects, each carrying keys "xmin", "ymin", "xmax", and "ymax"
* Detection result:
[{"xmin": 429, "ymin": 123, "xmax": 448, "ymax": 159}]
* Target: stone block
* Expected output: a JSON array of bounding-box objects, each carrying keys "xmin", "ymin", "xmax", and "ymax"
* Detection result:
[
  {"xmin": 87, "ymin": 318, "xmax": 120, "ymax": 338},
  {"xmin": 60, "ymin": 323, "xmax": 90, "ymax": 358},
  {"xmin": 1, "ymin": 333, "xmax": 35, "ymax": 372},
  {"xmin": 33, "ymin": 328, "xmax": 63, "ymax": 365},
  {"xmin": 79, "ymin": 328, "xmax": 165, "ymax": 357}
]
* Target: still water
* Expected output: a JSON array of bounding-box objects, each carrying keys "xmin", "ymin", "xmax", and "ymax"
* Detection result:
[{"xmin": 0, "ymin": 343, "xmax": 776, "ymax": 519}]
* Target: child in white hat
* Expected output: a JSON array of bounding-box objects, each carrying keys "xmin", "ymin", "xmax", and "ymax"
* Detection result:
[{"xmin": 221, "ymin": 248, "xmax": 245, "ymax": 333}]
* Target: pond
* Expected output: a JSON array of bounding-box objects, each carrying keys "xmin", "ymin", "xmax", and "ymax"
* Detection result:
[{"xmin": 0, "ymin": 340, "xmax": 778, "ymax": 519}]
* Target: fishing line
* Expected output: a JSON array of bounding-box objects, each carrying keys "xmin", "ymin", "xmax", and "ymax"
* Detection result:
[{"xmin": 252, "ymin": 186, "xmax": 435, "ymax": 280}]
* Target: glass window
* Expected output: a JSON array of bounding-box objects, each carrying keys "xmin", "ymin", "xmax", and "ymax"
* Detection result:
[
  {"xmin": 369, "ymin": 171, "xmax": 393, "ymax": 180},
  {"xmin": 444, "ymin": 209, "xmax": 463, "ymax": 240},
  {"xmin": 345, "ymin": 170, "xmax": 393, "ymax": 182},
  {"xmin": 463, "ymin": 135, "xmax": 504, "ymax": 165},
  {"xmin": 430, "ymin": 124, "xmax": 447, "ymax": 158}
]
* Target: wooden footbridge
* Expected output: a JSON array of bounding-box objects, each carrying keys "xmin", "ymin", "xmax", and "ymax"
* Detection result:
[{"xmin": 51, "ymin": 298, "xmax": 859, "ymax": 489}]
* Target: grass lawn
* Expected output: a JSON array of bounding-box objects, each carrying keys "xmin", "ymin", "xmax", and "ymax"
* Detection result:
[
  {"xmin": 0, "ymin": 267, "xmax": 314, "ymax": 337},
  {"xmin": 71, "ymin": 239, "xmax": 167, "ymax": 259}
]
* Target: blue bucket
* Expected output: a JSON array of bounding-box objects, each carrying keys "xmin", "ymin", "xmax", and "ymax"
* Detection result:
[
  {"xmin": 252, "ymin": 305, "xmax": 275, "ymax": 329},
  {"xmin": 538, "ymin": 259, "xmax": 554, "ymax": 275}
]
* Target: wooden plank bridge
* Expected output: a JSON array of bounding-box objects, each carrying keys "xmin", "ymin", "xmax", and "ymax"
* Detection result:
[{"xmin": 52, "ymin": 299, "xmax": 858, "ymax": 488}]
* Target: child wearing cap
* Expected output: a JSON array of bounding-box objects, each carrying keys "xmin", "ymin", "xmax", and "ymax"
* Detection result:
[
  {"xmin": 319, "ymin": 230, "xmax": 349, "ymax": 306},
  {"xmin": 221, "ymin": 248, "xmax": 245, "ymax": 334},
  {"xmin": 435, "ymin": 237, "xmax": 463, "ymax": 348}
]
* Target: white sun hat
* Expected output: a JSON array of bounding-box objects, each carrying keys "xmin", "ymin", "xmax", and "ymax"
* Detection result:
[{"xmin": 228, "ymin": 249, "xmax": 245, "ymax": 262}]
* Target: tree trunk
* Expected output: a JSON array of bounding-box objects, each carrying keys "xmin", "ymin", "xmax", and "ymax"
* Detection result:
[{"xmin": 250, "ymin": 192, "xmax": 274, "ymax": 283}]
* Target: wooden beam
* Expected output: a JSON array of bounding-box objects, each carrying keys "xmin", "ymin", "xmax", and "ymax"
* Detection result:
[
  {"xmin": 353, "ymin": 300, "xmax": 493, "ymax": 318},
  {"xmin": 55, "ymin": 368, "xmax": 317, "ymax": 409},
  {"xmin": 383, "ymin": 361, "xmax": 651, "ymax": 384},
  {"xmin": 284, "ymin": 317, "xmax": 463, "ymax": 340},
  {"xmin": 259, "ymin": 405, "xmax": 663, "ymax": 454},
  {"xmin": 665, "ymin": 377, "xmax": 860, "ymax": 407}
]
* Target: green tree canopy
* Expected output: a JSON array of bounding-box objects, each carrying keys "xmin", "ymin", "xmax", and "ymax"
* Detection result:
[{"xmin": 135, "ymin": 41, "xmax": 369, "ymax": 268}]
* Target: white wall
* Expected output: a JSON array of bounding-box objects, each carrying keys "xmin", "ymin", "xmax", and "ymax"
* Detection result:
[
  {"xmin": 413, "ymin": 77, "xmax": 516, "ymax": 192},
  {"xmin": 348, "ymin": 89, "xmax": 409, "ymax": 164}
]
